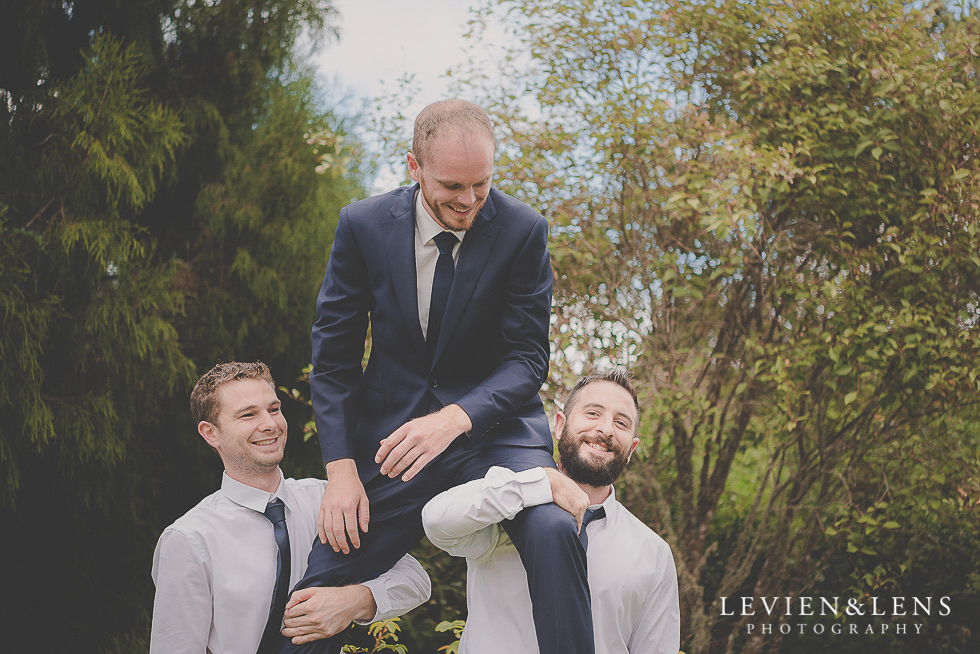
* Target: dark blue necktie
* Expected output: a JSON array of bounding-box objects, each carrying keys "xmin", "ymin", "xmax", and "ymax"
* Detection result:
[
  {"xmin": 580, "ymin": 505, "xmax": 606, "ymax": 549},
  {"xmin": 427, "ymin": 231, "xmax": 458, "ymax": 357},
  {"xmin": 258, "ymin": 498, "xmax": 290, "ymax": 654}
]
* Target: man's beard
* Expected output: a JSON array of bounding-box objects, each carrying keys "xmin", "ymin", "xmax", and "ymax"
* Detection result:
[
  {"xmin": 557, "ymin": 425, "xmax": 630, "ymax": 487},
  {"xmin": 419, "ymin": 184, "xmax": 484, "ymax": 232}
]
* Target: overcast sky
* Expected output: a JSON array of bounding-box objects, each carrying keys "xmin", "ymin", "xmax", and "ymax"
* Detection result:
[
  {"xmin": 314, "ymin": 0, "xmax": 475, "ymax": 102},
  {"xmin": 311, "ymin": 0, "xmax": 498, "ymax": 190}
]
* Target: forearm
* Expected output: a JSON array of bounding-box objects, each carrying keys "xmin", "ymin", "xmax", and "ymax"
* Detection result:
[
  {"xmin": 346, "ymin": 585, "xmax": 378, "ymax": 623},
  {"xmin": 422, "ymin": 467, "xmax": 552, "ymax": 557},
  {"xmin": 325, "ymin": 458, "xmax": 359, "ymax": 479},
  {"xmin": 357, "ymin": 554, "xmax": 432, "ymax": 623},
  {"xmin": 311, "ymin": 209, "xmax": 371, "ymax": 463},
  {"xmin": 149, "ymin": 602, "xmax": 210, "ymax": 654},
  {"xmin": 455, "ymin": 359, "xmax": 548, "ymax": 438}
]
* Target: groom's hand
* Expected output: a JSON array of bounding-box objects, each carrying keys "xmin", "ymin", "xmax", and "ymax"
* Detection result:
[
  {"xmin": 375, "ymin": 404, "xmax": 473, "ymax": 482},
  {"xmin": 319, "ymin": 458, "xmax": 369, "ymax": 554}
]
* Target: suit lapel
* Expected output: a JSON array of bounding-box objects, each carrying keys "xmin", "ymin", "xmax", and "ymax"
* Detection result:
[
  {"xmin": 383, "ymin": 189, "xmax": 426, "ymax": 358},
  {"xmin": 432, "ymin": 194, "xmax": 500, "ymax": 364}
]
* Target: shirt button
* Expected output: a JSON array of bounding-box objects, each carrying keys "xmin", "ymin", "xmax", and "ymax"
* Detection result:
[{"xmin": 429, "ymin": 378, "xmax": 439, "ymax": 388}]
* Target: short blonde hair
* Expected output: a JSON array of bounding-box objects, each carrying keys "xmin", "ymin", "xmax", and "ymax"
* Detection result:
[{"xmin": 412, "ymin": 98, "xmax": 495, "ymax": 167}]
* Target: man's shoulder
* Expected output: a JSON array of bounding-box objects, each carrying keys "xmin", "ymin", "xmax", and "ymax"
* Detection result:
[
  {"xmin": 487, "ymin": 187, "xmax": 545, "ymax": 226},
  {"xmin": 283, "ymin": 476, "xmax": 328, "ymax": 490},
  {"xmin": 158, "ymin": 489, "xmax": 230, "ymax": 549},
  {"xmin": 604, "ymin": 502, "xmax": 677, "ymax": 593},
  {"xmin": 283, "ymin": 476, "xmax": 328, "ymax": 510},
  {"xmin": 613, "ymin": 501, "xmax": 672, "ymax": 552},
  {"xmin": 343, "ymin": 185, "xmax": 414, "ymax": 224}
]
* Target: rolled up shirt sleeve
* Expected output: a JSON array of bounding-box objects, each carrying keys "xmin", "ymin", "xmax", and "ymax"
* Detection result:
[
  {"xmin": 356, "ymin": 554, "xmax": 432, "ymax": 624},
  {"xmin": 422, "ymin": 466, "xmax": 553, "ymax": 562}
]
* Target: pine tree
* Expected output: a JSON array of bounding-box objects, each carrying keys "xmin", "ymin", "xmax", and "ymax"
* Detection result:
[{"xmin": 0, "ymin": 1, "xmax": 361, "ymax": 649}]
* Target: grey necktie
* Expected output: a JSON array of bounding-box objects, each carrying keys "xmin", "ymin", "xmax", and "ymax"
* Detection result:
[{"xmin": 258, "ymin": 498, "xmax": 290, "ymax": 654}]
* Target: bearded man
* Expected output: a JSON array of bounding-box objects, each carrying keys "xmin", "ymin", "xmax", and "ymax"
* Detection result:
[{"xmin": 422, "ymin": 369, "xmax": 681, "ymax": 654}]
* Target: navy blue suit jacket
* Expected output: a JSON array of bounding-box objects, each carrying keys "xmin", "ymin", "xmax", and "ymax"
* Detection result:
[{"xmin": 310, "ymin": 184, "xmax": 554, "ymax": 483}]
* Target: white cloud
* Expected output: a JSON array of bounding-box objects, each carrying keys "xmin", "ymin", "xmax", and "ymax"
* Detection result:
[{"xmin": 314, "ymin": 0, "xmax": 474, "ymax": 105}]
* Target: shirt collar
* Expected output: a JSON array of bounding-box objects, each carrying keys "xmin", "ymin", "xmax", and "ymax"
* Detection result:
[
  {"xmin": 414, "ymin": 190, "xmax": 466, "ymax": 246},
  {"xmin": 588, "ymin": 485, "xmax": 621, "ymax": 519},
  {"xmin": 220, "ymin": 469, "xmax": 291, "ymax": 513}
]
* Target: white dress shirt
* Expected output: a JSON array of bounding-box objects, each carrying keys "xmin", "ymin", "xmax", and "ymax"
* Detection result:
[
  {"xmin": 151, "ymin": 471, "xmax": 431, "ymax": 654},
  {"xmin": 422, "ymin": 467, "xmax": 680, "ymax": 654},
  {"xmin": 414, "ymin": 190, "xmax": 465, "ymax": 337}
]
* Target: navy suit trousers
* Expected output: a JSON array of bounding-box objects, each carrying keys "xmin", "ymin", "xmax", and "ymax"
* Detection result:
[{"xmin": 276, "ymin": 441, "xmax": 595, "ymax": 654}]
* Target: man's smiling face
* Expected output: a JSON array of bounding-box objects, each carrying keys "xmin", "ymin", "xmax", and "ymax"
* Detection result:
[
  {"xmin": 556, "ymin": 380, "xmax": 639, "ymax": 488},
  {"xmin": 408, "ymin": 130, "xmax": 494, "ymax": 232},
  {"xmin": 198, "ymin": 378, "xmax": 287, "ymax": 483}
]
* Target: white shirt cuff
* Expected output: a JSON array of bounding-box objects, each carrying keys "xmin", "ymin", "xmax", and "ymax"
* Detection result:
[
  {"xmin": 356, "ymin": 578, "xmax": 389, "ymax": 625},
  {"xmin": 508, "ymin": 466, "xmax": 553, "ymax": 509}
]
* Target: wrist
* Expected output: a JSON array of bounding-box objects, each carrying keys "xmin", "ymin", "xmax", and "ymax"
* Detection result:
[
  {"xmin": 350, "ymin": 584, "xmax": 378, "ymax": 622},
  {"xmin": 325, "ymin": 458, "xmax": 358, "ymax": 481},
  {"xmin": 445, "ymin": 404, "xmax": 473, "ymax": 433}
]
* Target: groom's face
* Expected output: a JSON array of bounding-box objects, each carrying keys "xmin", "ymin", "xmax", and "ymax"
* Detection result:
[{"xmin": 408, "ymin": 130, "xmax": 494, "ymax": 232}]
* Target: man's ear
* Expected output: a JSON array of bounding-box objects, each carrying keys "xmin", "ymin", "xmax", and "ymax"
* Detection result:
[
  {"xmin": 626, "ymin": 437, "xmax": 640, "ymax": 463},
  {"xmin": 198, "ymin": 420, "xmax": 220, "ymax": 449},
  {"xmin": 554, "ymin": 411, "xmax": 566, "ymax": 441},
  {"xmin": 407, "ymin": 152, "xmax": 421, "ymax": 182}
]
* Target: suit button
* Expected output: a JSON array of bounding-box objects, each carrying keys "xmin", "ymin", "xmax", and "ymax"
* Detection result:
[{"xmin": 429, "ymin": 378, "xmax": 439, "ymax": 388}]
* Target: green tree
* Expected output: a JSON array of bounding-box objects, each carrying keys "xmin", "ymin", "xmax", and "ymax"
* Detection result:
[
  {"xmin": 453, "ymin": 1, "xmax": 980, "ymax": 652},
  {"xmin": 0, "ymin": 1, "xmax": 362, "ymax": 650}
]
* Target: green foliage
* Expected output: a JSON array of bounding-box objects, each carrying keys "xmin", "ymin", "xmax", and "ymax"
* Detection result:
[
  {"xmin": 455, "ymin": 1, "xmax": 980, "ymax": 652},
  {"xmin": 343, "ymin": 618, "xmax": 409, "ymax": 654},
  {"xmin": 435, "ymin": 619, "xmax": 466, "ymax": 653},
  {"xmin": 336, "ymin": 616, "xmax": 466, "ymax": 654},
  {"xmin": 179, "ymin": 70, "xmax": 358, "ymax": 369},
  {"xmin": 0, "ymin": 0, "xmax": 364, "ymax": 650},
  {"xmin": 0, "ymin": 31, "xmax": 193, "ymax": 505}
]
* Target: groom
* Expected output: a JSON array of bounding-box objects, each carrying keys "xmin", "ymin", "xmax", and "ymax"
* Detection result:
[{"xmin": 281, "ymin": 99, "xmax": 595, "ymax": 653}]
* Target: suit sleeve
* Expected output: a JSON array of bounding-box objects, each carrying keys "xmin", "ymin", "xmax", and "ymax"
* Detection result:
[
  {"xmin": 310, "ymin": 207, "xmax": 371, "ymax": 464},
  {"xmin": 454, "ymin": 214, "xmax": 553, "ymax": 439},
  {"xmin": 149, "ymin": 528, "xmax": 212, "ymax": 654}
]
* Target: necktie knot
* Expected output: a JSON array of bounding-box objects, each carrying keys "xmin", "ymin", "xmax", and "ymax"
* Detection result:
[
  {"xmin": 433, "ymin": 231, "xmax": 458, "ymax": 256},
  {"xmin": 583, "ymin": 506, "xmax": 606, "ymax": 527},
  {"xmin": 264, "ymin": 498, "xmax": 286, "ymax": 525}
]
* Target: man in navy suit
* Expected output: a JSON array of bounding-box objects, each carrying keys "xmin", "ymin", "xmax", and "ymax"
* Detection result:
[{"xmin": 280, "ymin": 100, "xmax": 594, "ymax": 654}]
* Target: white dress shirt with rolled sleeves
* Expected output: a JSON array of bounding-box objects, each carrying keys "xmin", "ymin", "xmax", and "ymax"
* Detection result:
[
  {"xmin": 422, "ymin": 466, "xmax": 680, "ymax": 654},
  {"xmin": 151, "ymin": 471, "xmax": 431, "ymax": 654}
]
